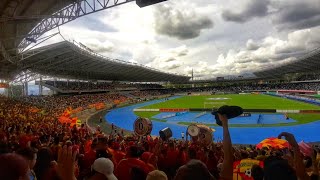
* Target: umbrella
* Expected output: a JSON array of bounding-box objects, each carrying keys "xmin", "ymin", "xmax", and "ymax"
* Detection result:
[{"xmin": 256, "ymin": 137, "xmax": 289, "ymax": 149}]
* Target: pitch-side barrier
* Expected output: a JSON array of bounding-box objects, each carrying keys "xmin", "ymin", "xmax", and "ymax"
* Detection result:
[{"xmin": 133, "ymin": 108, "xmax": 320, "ymax": 113}]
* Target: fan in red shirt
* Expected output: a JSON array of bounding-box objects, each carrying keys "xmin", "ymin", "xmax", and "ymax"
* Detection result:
[
  {"xmin": 115, "ymin": 146, "xmax": 151, "ymax": 180},
  {"xmin": 79, "ymin": 124, "xmax": 88, "ymax": 138},
  {"xmin": 80, "ymin": 142, "xmax": 97, "ymax": 173},
  {"xmin": 165, "ymin": 142, "xmax": 179, "ymax": 167},
  {"xmin": 111, "ymin": 142, "xmax": 126, "ymax": 166},
  {"xmin": 140, "ymin": 152, "xmax": 156, "ymax": 172}
]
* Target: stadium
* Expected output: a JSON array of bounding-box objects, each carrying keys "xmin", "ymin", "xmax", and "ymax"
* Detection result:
[{"xmin": 0, "ymin": 0, "xmax": 320, "ymax": 180}]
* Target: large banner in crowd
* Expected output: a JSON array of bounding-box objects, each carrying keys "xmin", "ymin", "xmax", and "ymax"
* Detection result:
[
  {"xmin": 0, "ymin": 83, "xmax": 9, "ymax": 88},
  {"xmin": 233, "ymin": 159, "xmax": 264, "ymax": 180},
  {"xmin": 59, "ymin": 107, "xmax": 81, "ymax": 127}
]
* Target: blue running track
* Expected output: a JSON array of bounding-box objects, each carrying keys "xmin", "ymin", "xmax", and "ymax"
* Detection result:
[
  {"xmin": 106, "ymin": 96, "xmax": 320, "ymax": 144},
  {"xmin": 153, "ymin": 112, "xmax": 296, "ymax": 124}
]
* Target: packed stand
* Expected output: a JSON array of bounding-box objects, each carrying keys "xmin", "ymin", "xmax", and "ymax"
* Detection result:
[
  {"xmin": 295, "ymin": 74, "xmax": 320, "ymax": 81},
  {"xmin": 215, "ymin": 83, "xmax": 320, "ymax": 92},
  {"xmin": 1, "ymin": 94, "xmax": 319, "ymax": 180},
  {"xmin": 44, "ymin": 81, "xmax": 163, "ymax": 92},
  {"xmin": 45, "ymin": 81, "xmax": 114, "ymax": 91},
  {"xmin": 19, "ymin": 94, "xmax": 129, "ymax": 118},
  {"xmin": 235, "ymin": 83, "xmax": 320, "ymax": 91},
  {"xmin": 130, "ymin": 91, "xmax": 165, "ymax": 99},
  {"xmin": 172, "ymin": 82, "xmax": 320, "ymax": 93},
  {"xmin": 42, "ymin": 81, "xmax": 320, "ymax": 96}
]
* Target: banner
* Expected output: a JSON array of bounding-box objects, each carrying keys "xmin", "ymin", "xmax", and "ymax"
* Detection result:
[
  {"xmin": 95, "ymin": 103, "xmax": 105, "ymax": 110},
  {"xmin": 72, "ymin": 107, "xmax": 83, "ymax": 114},
  {"xmin": 59, "ymin": 107, "xmax": 81, "ymax": 127},
  {"xmin": 233, "ymin": 159, "xmax": 264, "ymax": 180},
  {"xmin": 29, "ymin": 107, "xmax": 40, "ymax": 113},
  {"xmin": 0, "ymin": 83, "xmax": 9, "ymax": 88},
  {"xmin": 113, "ymin": 99, "xmax": 121, "ymax": 105},
  {"xmin": 88, "ymin": 103, "xmax": 106, "ymax": 110},
  {"xmin": 159, "ymin": 108, "xmax": 189, "ymax": 112}
]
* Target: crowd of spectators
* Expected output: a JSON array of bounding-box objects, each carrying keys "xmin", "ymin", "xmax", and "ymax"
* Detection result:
[
  {"xmin": 44, "ymin": 81, "xmax": 163, "ymax": 92},
  {"xmin": 296, "ymin": 74, "xmax": 320, "ymax": 81},
  {"xmin": 0, "ymin": 93, "xmax": 320, "ymax": 180},
  {"xmin": 231, "ymin": 83, "xmax": 320, "ymax": 91},
  {"xmin": 130, "ymin": 91, "xmax": 165, "ymax": 99},
  {"xmin": 125, "ymin": 82, "xmax": 320, "ymax": 96},
  {"xmin": 18, "ymin": 94, "xmax": 129, "ymax": 118},
  {"xmin": 176, "ymin": 82, "xmax": 320, "ymax": 93},
  {"xmin": 41, "ymin": 80, "xmax": 320, "ymax": 95},
  {"xmin": 1, "ymin": 85, "xmax": 320, "ymax": 180}
]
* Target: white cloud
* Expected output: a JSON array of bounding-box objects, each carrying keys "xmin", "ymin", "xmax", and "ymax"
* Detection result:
[
  {"xmin": 36, "ymin": 0, "xmax": 320, "ymax": 79},
  {"xmin": 222, "ymin": 0, "xmax": 270, "ymax": 23},
  {"xmin": 154, "ymin": 4, "xmax": 213, "ymax": 40},
  {"xmin": 203, "ymin": 27, "xmax": 320, "ymax": 76},
  {"xmin": 85, "ymin": 39, "xmax": 114, "ymax": 53},
  {"xmin": 246, "ymin": 39, "xmax": 259, "ymax": 50},
  {"xmin": 145, "ymin": 45, "xmax": 189, "ymax": 72}
]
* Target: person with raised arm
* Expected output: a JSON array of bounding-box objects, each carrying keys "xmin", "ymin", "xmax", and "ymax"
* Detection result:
[
  {"xmin": 218, "ymin": 113, "xmax": 233, "ymax": 180},
  {"xmin": 57, "ymin": 145, "xmax": 78, "ymax": 180},
  {"xmin": 174, "ymin": 112, "xmax": 233, "ymax": 180},
  {"xmin": 277, "ymin": 132, "xmax": 310, "ymax": 180},
  {"xmin": 310, "ymin": 148, "xmax": 319, "ymax": 180}
]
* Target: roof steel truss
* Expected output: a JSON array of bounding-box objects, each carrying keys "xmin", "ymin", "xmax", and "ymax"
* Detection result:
[
  {"xmin": 0, "ymin": 40, "xmax": 14, "ymax": 63},
  {"xmin": 18, "ymin": 0, "xmax": 134, "ymax": 52}
]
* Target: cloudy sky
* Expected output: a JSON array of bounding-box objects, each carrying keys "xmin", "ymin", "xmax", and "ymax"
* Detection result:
[{"xmin": 44, "ymin": 0, "xmax": 320, "ymax": 79}]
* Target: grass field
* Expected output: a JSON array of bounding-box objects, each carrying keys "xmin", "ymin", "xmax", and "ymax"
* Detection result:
[
  {"xmin": 139, "ymin": 94, "xmax": 320, "ymax": 110},
  {"xmin": 135, "ymin": 94, "xmax": 320, "ymax": 126}
]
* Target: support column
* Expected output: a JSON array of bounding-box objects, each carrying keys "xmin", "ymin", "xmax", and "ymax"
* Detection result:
[
  {"xmin": 21, "ymin": 83, "xmax": 25, "ymax": 96},
  {"xmin": 191, "ymin": 69, "xmax": 194, "ymax": 88},
  {"xmin": 39, "ymin": 76, "xmax": 43, "ymax": 95},
  {"xmin": 24, "ymin": 81, "xmax": 28, "ymax": 96}
]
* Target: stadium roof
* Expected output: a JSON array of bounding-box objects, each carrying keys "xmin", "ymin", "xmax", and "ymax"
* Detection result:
[
  {"xmin": 18, "ymin": 41, "xmax": 190, "ymax": 82},
  {"xmin": 0, "ymin": 0, "xmax": 134, "ymax": 80},
  {"xmin": 0, "ymin": 0, "xmax": 81, "ymax": 79},
  {"xmin": 3, "ymin": 0, "xmax": 318, "ymax": 83},
  {"xmin": 254, "ymin": 48, "xmax": 320, "ymax": 78}
]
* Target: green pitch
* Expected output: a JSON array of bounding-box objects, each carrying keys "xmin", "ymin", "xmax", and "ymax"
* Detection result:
[
  {"xmin": 135, "ymin": 94, "xmax": 320, "ymax": 126},
  {"xmin": 139, "ymin": 94, "xmax": 320, "ymax": 110}
]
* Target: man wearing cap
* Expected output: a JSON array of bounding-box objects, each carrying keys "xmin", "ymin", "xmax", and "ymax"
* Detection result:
[
  {"xmin": 89, "ymin": 158, "xmax": 117, "ymax": 180},
  {"xmin": 147, "ymin": 170, "xmax": 168, "ymax": 180}
]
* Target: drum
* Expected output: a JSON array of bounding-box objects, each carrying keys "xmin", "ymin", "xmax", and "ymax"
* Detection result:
[
  {"xmin": 134, "ymin": 117, "xmax": 153, "ymax": 136},
  {"xmin": 188, "ymin": 124, "xmax": 214, "ymax": 146},
  {"xmin": 159, "ymin": 127, "xmax": 172, "ymax": 141},
  {"xmin": 197, "ymin": 124, "xmax": 213, "ymax": 146},
  {"xmin": 187, "ymin": 124, "xmax": 200, "ymax": 137}
]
